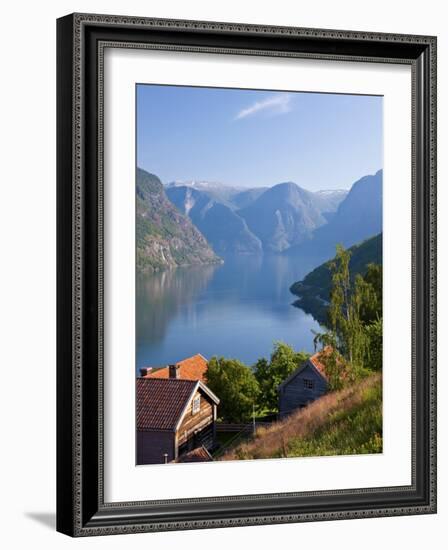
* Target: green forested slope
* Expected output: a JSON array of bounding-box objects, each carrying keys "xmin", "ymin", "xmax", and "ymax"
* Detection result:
[{"xmin": 290, "ymin": 233, "xmax": 382, "ymax": 323}]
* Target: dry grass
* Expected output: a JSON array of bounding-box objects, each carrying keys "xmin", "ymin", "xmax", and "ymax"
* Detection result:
[{"xmin": 219, "ymin": 373, "xmax": 382, "ymax": 461}]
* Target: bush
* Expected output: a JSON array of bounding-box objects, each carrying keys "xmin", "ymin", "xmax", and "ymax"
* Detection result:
[{"xmin": 206, "ymin": 357, "xmax": 259, "ymax": 423}]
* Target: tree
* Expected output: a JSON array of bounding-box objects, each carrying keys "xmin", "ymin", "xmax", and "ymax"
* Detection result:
[
  {"xmin": 364, "ymin": 318, "xmax": 383, "ymax": 372},
  {"xmin": 206, "ymin": 357, "xmax": 259, "ymax": 423},
  {"xmin": 313, "ymin": 245, "xmax": 384, "ymax": 388},
  {"xmin": 358, "ymin": 263, "xmax": 382, "ymax": 324},
  {"xmin": 312, "ymin": 331, "xmax": 350, "ymax": 391},
  {"xmin": 327, "ymin": 245, "xmax": 368, "ymax": 372},
  {"xmin": 255, "ymin": 342, "xmax": 308, "ymax": 412}
]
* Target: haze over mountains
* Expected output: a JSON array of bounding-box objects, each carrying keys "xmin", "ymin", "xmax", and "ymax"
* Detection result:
[{"xmin": 137, "ymin": 167, "xmax": 382, "ymax": 271}]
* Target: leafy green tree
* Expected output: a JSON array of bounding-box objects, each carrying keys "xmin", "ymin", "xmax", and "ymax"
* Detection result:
[
  {"xmin": 316, "ymin": 246, "xmax": 383, "ymax": 383},
  {"xmin": 253, "ymin": 357, "xmax": 270, "ymax": 410},
  {"xmin": 313, "ymin": 245, "xmax": 383, "ymax": 387},
  {"xmin": 206, "ymin": 357, "xmax": 259, "ymax": 423},
  {"xmin": 364, "ymin": 263, "xmax": 382, "ymax": 298},
  {"xmin": 328, "ymin": 245, "xmax": 369, "ymax": 371},
  {"xmin": 364, "ymin": 318, "xmax": 383, "ymax": 372},
  {"xmin": 255, "ymin": 342, "xmax": 308, "ymax": 412},
  {"xmin": 358, "ymin": 263, "xmax": 382, "ymax": 324}
]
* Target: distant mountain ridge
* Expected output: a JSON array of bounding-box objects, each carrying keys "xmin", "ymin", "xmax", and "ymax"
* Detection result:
[
  {"xmin": 238, "ymin": 182, "xmax": 329, "ymax": 252},
  {"xmin": 156, "ymin": 171, "xmax": 381, "ymax": 260},
  {"xmin": 166, "ymin": 180, "xmax": 268, "ymax": 210},
  {"xmin": 136, "ymin": 168, "xmax": 221, "ymax": 272},
  {"xmin": 166, "ymin": 180, "xmax": 241, "ymax": 208},
  {"xmin": 165, "ymin": 179, "xmax": 349, "ymax": 255},
  {"xmin": 166, "ymin": 186, "xmax": 262, "ymax": 254},
  {"xmin": 166, "ymin": 179, "xmax": 346, "ymax": 213},
  {"xmin": 286, "ymin": 170, "xmax": 383, "ymax": 261},
  {"xmin": 313, "ymin": 189, "xmax": 349, "ymax": 221}
]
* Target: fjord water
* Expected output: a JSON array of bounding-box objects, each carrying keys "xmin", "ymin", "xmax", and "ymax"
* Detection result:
[{"xmin": 136, "ymin": 253, "xmax": 323, "ymax": 371}]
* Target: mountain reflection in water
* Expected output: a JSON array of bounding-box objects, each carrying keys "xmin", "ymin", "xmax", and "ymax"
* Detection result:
[{"xmin": 136, "ymin": 253, "xmax": 323, "ymax": 371}]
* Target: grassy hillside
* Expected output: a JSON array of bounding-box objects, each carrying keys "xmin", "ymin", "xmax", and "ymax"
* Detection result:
[
  {"xmin": 290, "ymin": 233, "xmax": 382, "ymax": 323},
  {"xmin": 219, "ymin": 373, "xmax": 382, "ymax": 461}
]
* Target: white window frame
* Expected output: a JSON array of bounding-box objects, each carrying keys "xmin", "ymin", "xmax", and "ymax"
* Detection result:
[{"xmin": 192, "ymin": 395, "xmax": 201, "ymax": 415}]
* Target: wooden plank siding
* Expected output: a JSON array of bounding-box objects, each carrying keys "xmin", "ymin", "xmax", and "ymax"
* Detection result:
[
  {"xmin": 279, "ymin": 362, "xmax": 328, "ymax": 417},
  {"xmin": 177, "ymin": 390, "xmax": 216, "ymax": 452}
]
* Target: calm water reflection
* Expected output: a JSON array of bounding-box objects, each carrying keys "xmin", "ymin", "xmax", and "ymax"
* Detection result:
[{"xmin": 136, "ymin": 254, "xmax": 323, "ymax": 371}]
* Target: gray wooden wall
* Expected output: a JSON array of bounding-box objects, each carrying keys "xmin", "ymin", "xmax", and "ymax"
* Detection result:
[{"xmin": 279, "ymin": 362, "xmax": 327, "ymax": 416}]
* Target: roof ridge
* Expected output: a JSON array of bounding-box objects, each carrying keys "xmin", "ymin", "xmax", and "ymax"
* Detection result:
[{"xmin": 138, "ymin": 376, "xmax": 196, "ymax": 383}]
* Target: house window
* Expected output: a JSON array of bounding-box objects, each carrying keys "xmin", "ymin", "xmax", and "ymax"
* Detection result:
[
  {"xmin": 192, "ymin": 395, "xmax": 201, "ymax": 414},
  {"xmin": 303, "ymin": 378, "xmax": 315, "ymax": 390}
]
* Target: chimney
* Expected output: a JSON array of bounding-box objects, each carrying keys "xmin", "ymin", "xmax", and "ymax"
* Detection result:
[
  {"xmin": 139, "ymin": 367, "xmax": 152, "ymax": 377},
  {"xmin": 169, "ymin": 364, "xmax": 180, "ymax": 379}
]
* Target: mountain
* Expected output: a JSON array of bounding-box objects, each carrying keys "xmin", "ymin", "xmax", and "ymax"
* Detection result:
[
  {"xmin": 238, "ymin": 182, "xmax": 328, "ymax": 252},
  {"xmin": 290, "ymin": 233, "xmax": 382, "ymax": 323},
  {"xmin": 230, "ymin": 187, "xmax": 269, "ymax": 209},
  {"xmin": 164, "ymin": 172, "xmax": 381, "ymax": 257},
  {"xmin": 136, "ymin": 168, "xmax": 221, "ymax": 272},
  {"xmin": 166, "ymin": 180, "xmax": 240, "ymax": 207},
  {"xmin": 312, "ymin": 189, "xmax": 349, "ymax": 221},
  {"xmin": 166, "ymin": 180, "xmax": 267, "ymax": 210},
  {"xmin": 287, "ymin": 170, "xmax": 382, "ymax": 260},
  {"xmin": 166, "ymin": 186, "xmax": 262, "ymax": 254}
]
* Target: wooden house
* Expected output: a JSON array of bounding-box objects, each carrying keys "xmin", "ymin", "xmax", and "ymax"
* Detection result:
[
  {"xmin": 278, "ymin": 349, "xmax": 330, "ymax": 417},
  {"xmin": 136, "ymin": 377, "xmax": 219, "ymax": 465},
  {"xmin": 139, "ymin": 353, "xmax": 208, "ymax": 382}
]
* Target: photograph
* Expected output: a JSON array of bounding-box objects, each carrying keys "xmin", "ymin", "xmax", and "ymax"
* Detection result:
[{"xmin": 135, "ymin": 84, "xmax": 383, "ymax": 465}]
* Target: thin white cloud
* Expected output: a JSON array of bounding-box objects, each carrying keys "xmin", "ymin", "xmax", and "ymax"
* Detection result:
[{"xmin": 234, "ymin": 94, "xmax": 292, "ymax": 120}]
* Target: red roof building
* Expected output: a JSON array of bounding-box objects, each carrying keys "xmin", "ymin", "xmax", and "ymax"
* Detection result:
[
  {"xmin": 136, "ymin": 377, "xmax": 219, "ymax": 465},
  {"xmin": 140, "ymin": 354, "xmax": 208, "ymax": 383}
]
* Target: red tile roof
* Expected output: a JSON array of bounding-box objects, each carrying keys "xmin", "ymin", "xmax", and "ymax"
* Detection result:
[
  {"xmin": 176, "ymin": 446, "xmax": 213, "ymax": 463},
  {"xmin": 143, "ymin": 354, "xmax": 208, "ymax": 382},
  {"xmin": 309, "ymin": 346, "xmax": 345, "ymax": 381},
  {"xmin": 136, "ymin": 378, "xmax": 197, "ymax": 431},
  {"xmin": 309, "ymin": 349, "xmax": 330, "ymax": 381}
]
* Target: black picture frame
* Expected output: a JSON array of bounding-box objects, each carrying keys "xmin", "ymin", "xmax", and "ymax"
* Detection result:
[{"xmin": 56, "ymin": 13, "xmax": 437, "ymax": 537}]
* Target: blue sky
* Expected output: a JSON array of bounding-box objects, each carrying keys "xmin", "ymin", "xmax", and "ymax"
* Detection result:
[{"xmin": 137, "ymin": 84, "xmax": 382, "ymax": 191}]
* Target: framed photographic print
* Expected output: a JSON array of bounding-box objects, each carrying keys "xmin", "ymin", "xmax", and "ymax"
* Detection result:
[{"xmin": 56, "ymin": 13, "xmax": 437, "ymax": 537}]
